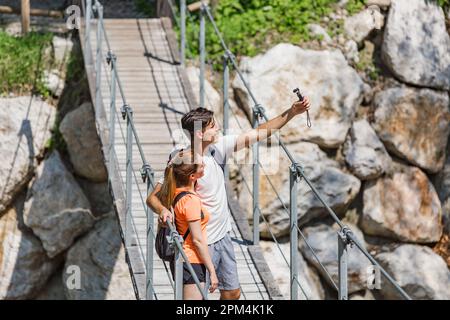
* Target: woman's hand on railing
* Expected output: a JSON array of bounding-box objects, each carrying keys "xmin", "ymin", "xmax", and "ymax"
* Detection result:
[
  {"xmin": 209, "ymin": 270, "xmax": 219, "ymax": 293},
  {"xmin": 158, "ymin": 207, "xmax": 173, "ymax": 226}
]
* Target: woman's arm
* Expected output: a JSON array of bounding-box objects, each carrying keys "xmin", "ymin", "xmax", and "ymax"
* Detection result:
[
  {"xmin": 146, "ymin": 183, "xmax": 173, "ymax": 223},
  {"xmin": 188, "ymin": 220, "xmax": 218, "ymax": 292}
]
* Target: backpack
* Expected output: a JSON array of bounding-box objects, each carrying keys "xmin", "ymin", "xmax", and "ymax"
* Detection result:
[{"xmin": 155, "ymin": 191, "xmax": 205, "ymax": 262}]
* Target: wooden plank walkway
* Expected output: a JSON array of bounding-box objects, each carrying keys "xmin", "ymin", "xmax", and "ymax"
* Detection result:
[{"xmin": 81, "ymin": 18, "xmax": 270, "ymax": 300}]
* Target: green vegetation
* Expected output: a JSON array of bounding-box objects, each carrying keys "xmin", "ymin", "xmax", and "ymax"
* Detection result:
[
  {"xmin": 345, "ymin": 0, "xmax": 366, "ymax": 15},
  {"xmin": 181, "ymin": 0, "xmax": 340, "ymax": 67},
  {"xmin": 0, "ymin": 31, "xmax": 53, "ymax": 97}
]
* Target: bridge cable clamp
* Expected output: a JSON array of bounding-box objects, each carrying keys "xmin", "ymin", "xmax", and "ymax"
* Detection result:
[
  {"xmin": 121, "ymin": 104, "xmax": 131, "ymax": 120},
  {"xmin": 253, "ymin": 104, "xmax": 265, "ymax": 120},
  {"xmin": 340, "ymin": 226, "xmax": 355, "ymax": 248},
  {"xmin": 140, "ymin": 163, "xmax": 152, "ymax": 183},
  {"xmin": 106, "ymin": 50, "xmax": 116, "ymax": 66}
]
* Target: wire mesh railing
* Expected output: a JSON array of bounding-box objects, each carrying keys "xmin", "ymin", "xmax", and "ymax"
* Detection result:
[
  {"xmin": 81, "ymin": 0, "xmax": 209, "ymax": 300},
  {"xmin": 168, "ymin": 0, "xmax": 412, "ymax": 300}
]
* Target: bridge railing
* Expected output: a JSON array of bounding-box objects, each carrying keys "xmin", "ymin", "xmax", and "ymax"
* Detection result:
[
  {"xmin": 81, "ymin": 0, "xmax": 208, "ymax": 300},
  {"xmin": 169, "ymin": 0, "xmax": 412, "ymax": 300}
]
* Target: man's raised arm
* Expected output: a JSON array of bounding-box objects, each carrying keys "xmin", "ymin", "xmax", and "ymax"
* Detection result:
[{"xmin": 234, "ymin": 97, "xmax": 311, "ymax": 151}]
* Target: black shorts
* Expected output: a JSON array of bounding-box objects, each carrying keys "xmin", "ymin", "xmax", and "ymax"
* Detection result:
[{"xmin": 170, "ymin": 262, "xmax": 206, "ymax": 284}]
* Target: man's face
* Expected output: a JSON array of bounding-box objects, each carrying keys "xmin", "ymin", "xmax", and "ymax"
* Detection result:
[{"xmin": 201, "ymin": 118, "xmax": 220, "ymax": 144}]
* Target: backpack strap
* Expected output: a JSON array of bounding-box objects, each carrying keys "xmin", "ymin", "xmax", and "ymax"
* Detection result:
[{"xmin": 172, "ymin": 191, "xmax": 204, "ymax": 241}]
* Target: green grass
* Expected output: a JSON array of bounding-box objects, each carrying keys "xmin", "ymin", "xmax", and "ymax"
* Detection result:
[
  {"xmin": 180, "ymin": 0, "xmax": 340, "ymax": 68},
  {"xmin": 0, "ymin": 31, "xmax": 53, "ymax": 97}
]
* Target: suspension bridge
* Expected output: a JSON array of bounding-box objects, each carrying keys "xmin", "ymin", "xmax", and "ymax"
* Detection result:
[{"xmin": 79, "ymin": 0, "xmax": 412, "ymax": 300}]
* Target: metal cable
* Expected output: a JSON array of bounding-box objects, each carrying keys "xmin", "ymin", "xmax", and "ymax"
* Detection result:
[
  {"xmin": 226, "ymin": 101, "xmax": 338, "ymax": 291},
  {"xmin": 231, "ymin": 156, "xmax": 310, "ymax": 300},
  {"xmin": 197, "ymin": 4, "xmax": 414, "ymax": 298}
]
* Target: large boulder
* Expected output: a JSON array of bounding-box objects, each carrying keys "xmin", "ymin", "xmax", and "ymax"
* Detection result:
[
  {"xmin": 343, "ymin": 119, "xmax": 392, "ymax": 180},
  {"xmin": 0, "ymin": 202, "xmax": 61, "ymax": 300},
  {"xmin": 259, "ymin": 240, "xmax": 324, "ymax": 300},
  {"xmin": 59, "ymin": 102, "xmax": 107, "ymax": 182},
  {"xmin": 437, "ymin": 155, "xmax": 450, "ymax": 235},
  {"xmin": 232, "ymin": 43, "xmax": 367, "ymax": 148},
  {"xmin": 344, "ymin": 7, "xmax": 385, "ymax": 44},
  {"xmin": 23, "ymin": 151, "xmax": 95, "ymax": 258},
  {"xmin": 0, "ymin": 96, "xmax": 55, "ymax": 213},
  {"xmin": 381, "ymin": 0, "xmax": 450, "ymax": 90},
  {"xmin": 63, "ymin": 214, "xmax": 135, "ymax": 300},
  {"xmin": 299, "ymin": 223, "xmax": 372, "ymax": 294},
  {"xmin": 52, "ymin": 36, "xmax": 73, "ymax": 66},
  {"xmin": 236, "ymin": 142, "xmax": 360, "ymax": 238},
  {"xmin": 361, "ymin": 163, "xmax": 443, "ymax": 243},
  {"xmin": 372, "ymin": 87, "xmax": 450, "ymax": 173},
  {"xmin": 376, "ymin": 244, "xmax": 450, "ymax": 300},
  {"xmin": 76, "ymin": 178, "xmax": 114, "ymax": 218}
]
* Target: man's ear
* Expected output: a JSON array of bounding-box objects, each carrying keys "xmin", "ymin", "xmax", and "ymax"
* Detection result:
[{"xmin": 194, "ymin": 129, "xmax": 203, "ymax": 141}]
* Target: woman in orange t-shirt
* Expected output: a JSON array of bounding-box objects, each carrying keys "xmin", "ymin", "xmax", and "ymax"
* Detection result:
[{"xmin": 157, "ymin": 150, "xmax": 218, "ymax": 299}]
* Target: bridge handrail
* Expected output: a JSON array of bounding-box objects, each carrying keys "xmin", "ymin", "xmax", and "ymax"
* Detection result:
[
  {"xmin": 81, "ymin": 0, "xmax": 208, "ymax": 300},
  {"xmin": 171, "ymin": 0, "xmax": 412, "ymax": 300}
]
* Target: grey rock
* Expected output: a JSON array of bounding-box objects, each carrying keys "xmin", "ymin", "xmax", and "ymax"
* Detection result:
[
  {"xmin": 376, "ymin": 244, "xmax": 450, "ymax": 299},
  {"xmin": 344, "ymin": 7, "xmax": 385, "ymax": 44},
  {"xmin": 0, "ymin": 96, "xmax": 55, "ymax": 213},
  {"xmin": 23, "ymin": 151, "xmax": 95, "ymax": 258},
  {"xmin": 63, "ymin": 214, "xmax": 135, "ymax": 300},
  {"xmin": 232, "ymin": 44, "xmax": 366, "ymax": 148},
  {"xmin": 343, "ymin": 119, "xmax": 392, "ymax": 180},
  {"xmin": 299, "ymin": 223, "xmax": 372, "ymax": 294},
  {"xmin": 372, "ymin": 87, "xmax": 450, "ymax": 173},
  {"xmin": 259, "ymin": 240, "xmax": 325, "ymax": 300},
  {"xmin": 59, "ymin": 102, "xmax": 108, "ymax": 182},
  {"xmin": 308, "ymin": 24, "xmax": 332, "ymax": 43},
  {"xmin": 361, "ymin": 164, "xmax": 443, "ymax": 243},
  {"xmin": 0, "ymin": 204, "xmax": 61, "ymax": 299},
  {"xmin": 236, "ymin": 142, "xmax": 360, "ymax": 238},
  {"xmin": 381, "ymin": 0, "xmax": 450, "ymax": 90}
]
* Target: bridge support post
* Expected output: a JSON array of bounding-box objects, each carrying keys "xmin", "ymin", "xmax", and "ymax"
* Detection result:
[
  {"xmin": 94, "ymin": 1, "xmax": 104, "ymax": 123},
  {"xmin": 252, "ymin": 105, "xmax": 263, "ymax": 245},
  {"xmin": 123, "ymin": 105, "xmax": 133, "ymax": 247},
  {"xmin": 222, "ymin": 53, "xmax": 230, "ymax": 181},
  {"xmin": 338, "ymin": 228, "xmax": 350, "ymax": 300},
  {"xmin": 174, "ymin": 236, "xmax": 184, "ymax": 300},
  {"xmin": 199, "ymin": 3, "xmax": 206, "ymax": 108},
  {"xmin": 85, "ymin": 0, "xmax": 92, "ymax": 65},
  {"xmin": 107, "ymin": 51, "xmax": 117, "ymax": 180},
  {"xmin": 142, "ymin": 165, "xmax": 155, "ymax": 300},
  {"xmin": 180, "ymin": 0, "xmax": 186, "ymax": 66},
  {"xmin": 289, "ymin": 163, "xmax": 300, "ymax": 300}
]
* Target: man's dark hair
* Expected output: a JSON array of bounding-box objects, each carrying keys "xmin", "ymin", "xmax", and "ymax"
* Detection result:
[{"xmin": 181, "ymin": 107, "xmax": 215, "ymax": 138}]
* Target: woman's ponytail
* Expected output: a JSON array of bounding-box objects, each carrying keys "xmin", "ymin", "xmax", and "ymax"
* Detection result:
[{"xmin": 158, "ymin": 165, "xmax": 176, "ymax": 209}]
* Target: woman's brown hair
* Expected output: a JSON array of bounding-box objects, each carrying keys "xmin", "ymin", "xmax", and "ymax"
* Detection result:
[{"xmin": 157, "ymin": 150, "xmax": 199, "ymax": 209}]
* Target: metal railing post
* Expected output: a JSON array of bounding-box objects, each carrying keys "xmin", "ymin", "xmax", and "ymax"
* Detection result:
[
  {"xmin": 142, "ymin": 165, "xmax": 154, "ymax": 300},
  {"xmin": 289, "ymin": 164, "xmax": 300, "ymax": 300},
  {"xmin": 85, "ymin": 0, "xmax": 92, "ymax": 65},
  {"xmin": 174, "ymin": 237, "xmax": 184, "ymax": 300},
  {"xmin": 107, "ymin": 51, "xmax": 116, "ymax": 179},
  {"xmin": 223, "ymin": 53, "xmax": 230, "ymax": 180},
  {"xmin": 338, "ymin": 228, "xmax": 350, "ymax": 300},
  {"xmin": 252, "ymin": 105, "xmax": 262, "ymax": 245},
  {"xmin": 180, "ymin": 0, "xmax": 186, "ymax": 66},
  {"xmin": 199, "ymin": 3, "xmax": 206, "ymax": 108},
  {"xmin": 94, "ymin": 1, "xmax": 103, "ymax": 122},
  {"xmin": 123, "ymin": 105, "xmax": 133, "ymax": 247}
]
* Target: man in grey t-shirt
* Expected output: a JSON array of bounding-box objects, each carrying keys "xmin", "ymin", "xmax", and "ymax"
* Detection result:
[{"xmin": 147, "ymin": 97, "xmax": 310, "ymax": 299}]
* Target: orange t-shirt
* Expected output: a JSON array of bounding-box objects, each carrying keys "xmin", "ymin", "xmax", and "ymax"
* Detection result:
[{"xmin": 173, "ymin": 188, "xmax": 210, "ymax": 264}]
